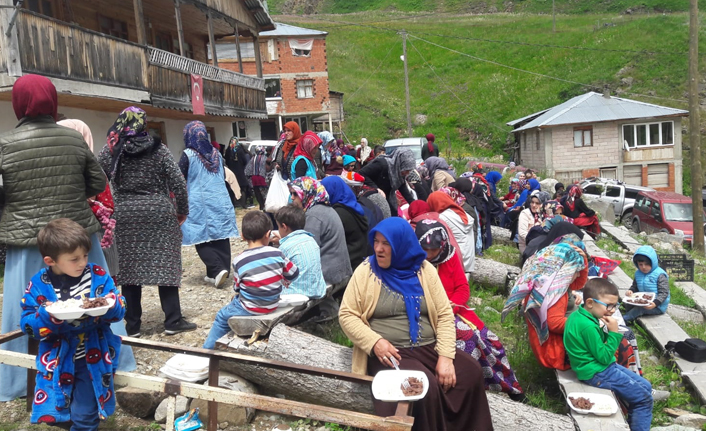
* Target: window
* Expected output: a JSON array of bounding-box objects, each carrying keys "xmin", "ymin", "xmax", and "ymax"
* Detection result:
[
  {"xmin": 573, "ymin": 126, "xmax": 593, "ymax": 147},
  {"xmin": 26, "ymin": 0, "xmax": 54, "ymax": 17},
  {"xmin": 642, "ymin": 198, "xmax": 653, "ymax": 213},
  {"xmin": 605, "ymin": 186, "xmax": 621, "ymax": 198},
  {"xmin": 155, "ymin": 32, "xmax": 173, "ymax": 53},
  {"xmin": 625, "ymin": 189, "xmax": 640, "ymax": 200},
  {"xmin": 535, "ymin": 130, "xmax": 540, "ymax": 150},
  {"xmin": 206, "ymin": 127, "xmax": 217, "ymax": 144},
  {"xmin": 213, "ymin": 41, "xmax": 254, "ymax": 60},
  {"xmin": 98, "ymin": 15, "xmax": 128, "ymax": 40},
  {"xmin": 232, "ymin": 121, "xmax": 247, "ymax": 139},
  {"xmin": 265, "ymin": 78, "xmax": 281, "ymax": 99},
  {"xmin": 284, "ymin": 116, "xmax": 308, "ymax": 132},
  {"xmin": 600, "ymin": 167, "xmax": 617, "ymax": 180},
  {"xmin": 296, "ymin": 80, "xmax": 314, "ymax": 99},
  {"xmin": 584, "ymin": 184, "xmax": 602, "ymax": 196},
  {"xmin": 289, "ymin": 38, "xmax": 313, "ymax": 57},
  {"xmin": 293, "ymin": 48, "xmax": 311, "ymax": 57},
  {"xmin": 652, "ymin": 200, "xmax": 662, "ymax": 220},
  {"xmin": 623, "ymin": 121, "xmax": 674, "ymax": 148},
  {"xmin": 175, "ymin": 41, "xmax": 194, "ymax": 59},
  {"xmin": 664, "ymin": 203, "xmax": 693, "ymax": 222}
]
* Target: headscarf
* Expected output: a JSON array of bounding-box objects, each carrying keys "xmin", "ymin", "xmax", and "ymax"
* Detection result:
[
  {"xmin": 544, "ymin": 200, "xmax": 562, "ymax": 217},
  {"xmin": 423, "ymin": 157, "xmax": 453, "ymax": 179},
  {"xmin": 282, "ymin": 121, "xmax": 302, "ymax": 157},
  {"xmin": 288, "ymin": 176, "xmax": 329, "ymax": 211},
  {"xmin": 415, "ymin": 219, "xmax": 455, "ymax": 265},
  {"xmin": 384, "ymin": 149, "xmax": 416, "ymax": 191},
  {"xmin": 425, "ymin": 133, "xmax": 435, "ymax": 154},
  {"xmin": 536, "ymin": 222, "xmax": 585, "ymax": 255},
  {"xmin": 502, "ymin": 236, "xmax": 587, "ymax": 344},
  {"xmin": 318, "ymin": 131, "xmax": 335, "ymax": 164},
  {"xmin": 368, "ymin": 218, "xmax": 427, "ymax": 345},
  {"xmin": 342, "ymin": 155, "xmax": 356, "ymax": 167},
  {"xmin": 293, "ymin": 130, "xmax": 322, "ymax": 162},
  {"xmin": 528, "ymin": 178, "xmax": 541, "ymax": 193},
  {"xmin": 105, "ymin": 106, "xmax": 154, "ymax": 181},
  {"xmin": 408, "ymin": 200, "xmax": 431, "ymax": 220},
  {"xmin": 416, "ymin": 165, "xmax": 429, "ymax": 181},
  {"xmin": 460, "ymin": 171, "xmax": 475, "ymax": 179},
  {"xmin": 12, "ymin": 74, "xmax": 58, "ymax": 121},
  {"xmin": 212, "ymin": 141, "xmax": 221, "ymax": 152},
  {"xmin": 439, "ymin": 186, "xmax": 466, "ymax": 207},
  {"xmin": 509, "ymin": 162, "xmax": 516, "ymax": 168},
  {"xmin": 359, "ymin": 137, "xmax": 372, "ymax": 163},
  {"xmin": 510, "ymin": 178, "xmax": 520, "ymax": 191},
  {"xmin": 406, "ymin": 169, "xmax": 422, "ymax": 184},
  {"xmin": 533, "ymin": 191, "xmax": 551, "ymax": 205},
  {"xmin": 183, "ymin": 120, "xmax": 221, "ymax": 174},
  {"xmin": 321, "ymin": 176, "xmax": 364, "ymax": 216},
  {"xmin": 485, "ymin": 171, "xmax": 502, "ymax": 194},
  {"xmin": 427, "ymin": 191, "xmax": 468, "ymax": 224},
  {"xmin": 527, "ymin": 193, "xmax": 546, "ymax": 224},
  {"xmin": 228, "ymin": 136, "xmax": 239, "ymax": 149},
  {"xmin": 58, "ymin": 119, "xmax": 93, "ymax": 151},
  {"xmin": 555, "ymin": 182, "xmax": 565, "ymax": 193},
  {"xmin": 564, "ymin": 184, "xmax": 582, "ymax": 211},
  {"xmin": 515, "ymin": 172, "xmax": 524, "ymax": 179},
  {"xmin": 245, "ymin": 146, "xmax": 267, "ymax": 178}
]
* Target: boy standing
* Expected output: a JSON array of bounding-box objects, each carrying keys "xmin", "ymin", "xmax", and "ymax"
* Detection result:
[
  {"xmin": 275, "ymin": 205, "xmax": 327, "ymax": 299},
  {"xmin": 203, "ymin": 211, "xmax": 298, "ymax": 349},
  {"xmin": 624, "ymin": 245, "xmax": 670, "ymax": 323},
  {"xmin": 564, "ymin": 278, "xmax": 653, "ymax": 431},
  {"xmin": 21, "ymin": 219, "xmax": 125, "ymax": 429}
]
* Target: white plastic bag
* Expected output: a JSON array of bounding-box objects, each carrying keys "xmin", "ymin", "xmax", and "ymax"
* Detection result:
[{"xmin": 264, "ymin": 169, "xmax": 289, "ymax": 213}]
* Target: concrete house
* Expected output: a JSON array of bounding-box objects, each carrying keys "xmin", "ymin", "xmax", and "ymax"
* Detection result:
[
  {"xmin": 508, "ymin": 91, "xmax": 689, "ymax": 193},
  {"xmin": 214, "ymin": 22, "xmax": 340, "ymax": 140}
]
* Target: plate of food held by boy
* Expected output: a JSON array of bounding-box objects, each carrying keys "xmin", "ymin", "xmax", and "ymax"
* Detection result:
[{"xmin": 623, "ymin": 291, "xmax": 655, "ymax": 307}]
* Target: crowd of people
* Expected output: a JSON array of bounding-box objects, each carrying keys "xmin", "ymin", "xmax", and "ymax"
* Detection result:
[{"xmin": 0, "ymin": 75, "xmax": 669, "ymax": 431}]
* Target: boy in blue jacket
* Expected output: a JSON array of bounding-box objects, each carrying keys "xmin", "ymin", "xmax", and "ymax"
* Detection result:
[
  {"xmin": 624, "ymin": 245, "xmax": 670, "ymax": 323},
  {"xmin": 21, "ymin": 218, "xmax": 125, "ymax": 429}
]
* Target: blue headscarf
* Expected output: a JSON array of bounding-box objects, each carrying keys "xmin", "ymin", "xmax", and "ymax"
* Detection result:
[
  {"xmin": 485, "ymin": 171, "xmax": 502, "ymax": 195},
  {"xmin": 368, "ymin": 218, "xmax": 427, "ymax": 345},
  {"xmin": 184, "ymin": 121, "xmax": 220, "ymax": 173},
  {"xmin": 321, "ymin": 176, "xmax": 364, "ymax": 215}
]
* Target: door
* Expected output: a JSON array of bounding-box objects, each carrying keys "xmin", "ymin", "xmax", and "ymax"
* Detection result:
[{"xmin": 260, "ymin": 121, "xmax": 278, "ymax": 140}]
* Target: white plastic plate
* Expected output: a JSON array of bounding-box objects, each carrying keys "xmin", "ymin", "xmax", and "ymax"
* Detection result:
[
  {"xmin": 46, "ymin": 301, "xmax": 85, "ymax": 320},
  {"xmin": 158, "ymin": 365, "xmax": 209, "ymax": 383},
  {"xmin": 165, "ymin": 353, "xmax": 210, "ymax": 373},
  {"xmin": 372, "ymin": 370, "xmax": 428, "ymax": 402},
  {"xmin": 624, "ymin": 292, "xmax": 655, "ymax": 307},
  {"xmin": 567, "ymin": 392, "xmax": 619, "ymax": 416},
  {"xmin": 279, "ymin": 294, "xmax": 309, "ymax": 308},
  {"xmin": 83, "ymin": 297, "xmax": 115, "ymax": 317}
]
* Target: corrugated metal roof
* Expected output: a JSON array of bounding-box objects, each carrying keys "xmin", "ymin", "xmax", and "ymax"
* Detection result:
[
  {"xmin": 261, "ymin": 22, "xmax": 328, "ymax": 37},
  {"xmin": 243, "ymin": 0, "xmax": 276, "ymax": 31},
  {"xmin": 509, "ymin": 92, "xmax": 688, "ymax": 132}
]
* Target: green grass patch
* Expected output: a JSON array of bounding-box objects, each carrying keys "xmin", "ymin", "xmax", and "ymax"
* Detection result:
[
  {"xmin": 596, "ymin": 237, "xmax": 624, "ymax": 255},
  {"xmin": 483, "ymin": 244, "xmax": 521, "ymax": 267}
]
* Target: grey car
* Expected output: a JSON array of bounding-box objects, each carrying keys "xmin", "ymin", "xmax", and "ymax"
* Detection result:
[{"xmin": 580, "ymin": 177, "xmax": 655, "ymax": 228}]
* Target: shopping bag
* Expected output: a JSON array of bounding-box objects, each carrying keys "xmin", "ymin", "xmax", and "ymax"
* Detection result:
[{"xmin": 264, "ymin": 169, "xmax": 289, "ymax": 213}]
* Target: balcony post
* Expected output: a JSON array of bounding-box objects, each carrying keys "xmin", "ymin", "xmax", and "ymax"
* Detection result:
[
  {"xmin": 132, "ymin": 0, "xmax": 147, "ymax": 45},
  {"xmin": 253, "ymin": 33, "xmax": 263, "ymax": 78},
  {"xmin": 234, "ymin": 22, "xmax": 243, "ymax": 74},
  {"xmin": 207, "ymin": 10, "xmax": 218, "ymax": 68},
  {"xmin": 174, "ymin": 0, "xmax": 185, "ymax": 56}
]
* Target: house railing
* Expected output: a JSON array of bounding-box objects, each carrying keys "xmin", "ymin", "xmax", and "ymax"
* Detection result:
[{"xmin": 148, "ymin": 47, "xmax": 264, "ymax": 91}]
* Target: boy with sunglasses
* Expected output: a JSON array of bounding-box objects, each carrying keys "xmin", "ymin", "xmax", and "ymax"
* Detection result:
[{"xmin": 564, "ymin": 278, "xmax": 653, "ymax": 431}]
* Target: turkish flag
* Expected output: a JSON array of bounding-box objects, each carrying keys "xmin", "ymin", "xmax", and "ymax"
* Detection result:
[{"xmin": 191, "ymin": 74, "xmax": 205, "ymax": 116}]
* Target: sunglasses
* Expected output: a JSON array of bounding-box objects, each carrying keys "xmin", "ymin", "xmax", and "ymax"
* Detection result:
[{"xmin": 592, "ymin": 298, "xmax": 619, "ymax": 312}]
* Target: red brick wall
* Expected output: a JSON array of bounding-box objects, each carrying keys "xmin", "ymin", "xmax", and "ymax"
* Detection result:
[{"xmin": 582, "ymin": 168, "xmax": 600, "ymax": 179}]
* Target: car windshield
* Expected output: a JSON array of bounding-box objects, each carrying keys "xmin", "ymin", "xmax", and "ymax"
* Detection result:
[
  {"xmin": 385, "ymin": 145, "xmax": 422, "ymax": 161},
  {"xmin": 663, "ymin": 203, "xmax": 694, "ymax": 222}
]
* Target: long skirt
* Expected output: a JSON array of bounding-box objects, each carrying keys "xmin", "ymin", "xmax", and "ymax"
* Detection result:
[
  {"xmin": 195, "ymin": 239, "xmax": 232, "ymax": 279},
  {"xmin": 573, "ymin": 214, "xmax": 601, "ymax": 235},
  {"xmin": 367, "ymin": 343, "xmax": 494, "ymax": 431},
  {"xmin": 454, "ymin": 316, "xmax": 523, "ymax": 395},
  {"xmin": 0, "ymin": 233, "xmax": 136, "ymax": 402}
]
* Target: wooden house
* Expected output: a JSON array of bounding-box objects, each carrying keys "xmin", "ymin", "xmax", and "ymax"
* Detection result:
[{"xmin": 0, "ymin": 0, "xmax": 275, "ymax": 157}]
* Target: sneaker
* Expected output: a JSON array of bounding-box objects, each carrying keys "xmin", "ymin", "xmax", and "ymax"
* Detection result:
[
  {"xmin": 652, "ymin": 389, "xmax": 670, "ymax": 402},
  {"xmin": 127, "ymin": 331, "xmax": 141, "ymax": 338},
  {"xmin": 164, "ymin": 318, "xmax": 197, "ymax": 335},
  {"xmin": 204, "ymin": 276, "xmax": 216, "ymax": 284},
  {"xmin": 215, "ymin": 270, "xmax": 229, "ymax": 289}
]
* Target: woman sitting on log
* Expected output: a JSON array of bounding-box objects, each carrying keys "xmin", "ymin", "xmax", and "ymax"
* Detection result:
[
  {"xmin": 560, "ymin": 184, "xmax": 601, "ymax": 237},
  {"xmin": 415, "ymin": 220, "xmax": 525, "ymax": 401},
  {"xmin": 339, "ymin": 218, "xmax": 493, "ymax": 431}
]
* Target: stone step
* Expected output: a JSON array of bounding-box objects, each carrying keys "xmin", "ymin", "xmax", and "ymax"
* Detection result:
[{"xmin": 599, "ymin": 222, "xmax": 641, "ymax": 254}]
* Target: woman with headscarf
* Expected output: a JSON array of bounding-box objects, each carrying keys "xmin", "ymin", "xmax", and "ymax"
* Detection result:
[
  {"xmin": 342, "ymin": 154, "xmax": 357, "ymax": 172},
  {"xmin": 421, "ymin": 132, "xmax": 439, "ymax": 160},
  {"xmin": 484, "ymin": 170, "xmax": 503, "ymax": 196},
  {"xmin": 244, "ymin": 145, "xmax": 268, "ymax": 210},
  {"xmin": 500, "ymin": 178, "xmax": 521, "ymax": 210},
  {"xmin": 179, "ymin": 121, "xmax": 239, "ymax": 289},
  {"xmin": 323, "ymin": 138, "xmax": 347, "ymax": 176},
  {"xmin": 427, "ymin": 191, "xmax": 475, "ymax": 273},
  {"xmin": 522, "ymin": 221, "xmax": 585, "ymax": 266},
  {"xmin": 339, "ymin": 218, "xmax": 493, "ymax": 430},
  {"xmin": 517, "ymin": 193, "xmax": 546, "ymax": 254},
  {"xmin": 424, "ymin": 156, "xmax": 456, "ymax": 192},
  {"xmin": 321, "ymin": 176, "xmax": 369, "ymax": 270},
  {"xmin": 406, "ymin": 169, "xmax": 430, "ymax": 202},
  {"xmin": 359, "ymin": 148, "xmax": 417, "ymax": 214},
  {"xmin": 504, "ymin": 178, "xmax": 540, "ymax": 230},
  {"xmin": 273, "ymin": 121, "xmax": 301, "ymax": 181},
  {"xmin": 291, "ymin": 131, "xmax": 322, "ymax": 179},
  {"xmin": 408, "ymin": 200, "xmax": 463, "ymax": 265},
  {"xmin": 0, "ymin": 76, "xmax": 136, "ymax": 402},
  {"xmin": 415, "ymin": 220, "xmax": 525, "ymax": 400},
  {"xmin": 560, "ymin": 184, "xmax": 601, "ymax": 236},
  {"xmin": 99, "ymin": 107, "xmax": 196, "ymax": 339},
  {"xmin": 358, "ymin": 185, "xmax": 391, "ymax": 220},
  {"xmin": 288, "ymin": 177, "xmax": 352, "ymax": 289},
  {"xmin": 225, "ymin": 136, "xmax": 253, "ymax": 208},
  {"xmin": 357, "ymin": 137, "xmax": 374, "ymax": 166}
]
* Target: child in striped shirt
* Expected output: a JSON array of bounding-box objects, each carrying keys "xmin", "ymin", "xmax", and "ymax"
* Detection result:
[{"xmin": 203, "ymin": 211, "xmax": 298, "ymax": 349}]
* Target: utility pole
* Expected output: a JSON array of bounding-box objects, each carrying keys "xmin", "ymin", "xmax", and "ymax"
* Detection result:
[
  {"xmin": 552, "ymin": 0, "xmax": 556, "ymax": 33},
  {"xmin": 689, "ymin": 0, "xmax": 704, "ymax": 255},
  {"xmin": 401, "ymin": 30, "xmax": 412, "ymax": 137}
]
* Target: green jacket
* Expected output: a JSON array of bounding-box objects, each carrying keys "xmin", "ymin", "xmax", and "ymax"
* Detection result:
[
  {"xmin": 0, "ymin": 116, "xmax": 105, "ymax": 246},
  {"xmin": 563, "ymin": 306, "xmax": 623, "ymax": 381}
]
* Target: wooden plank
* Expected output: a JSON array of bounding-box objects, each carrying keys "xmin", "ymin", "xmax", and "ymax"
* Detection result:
[
  {"xmin": 233, "ymin": 23, "xmax": 243, "ymax": 74},
  {"xmin": 174, "ymin": 0, "xmax": 185, "ymax": 57},
  {"xmin": 556, "ymin": 369, "xmax": 630, "ymax": 431},
  {"xmin": 253, "ymin": 33, "xmax": 262, "ymax": 78},
  {"xmin": 207, "ymin": 9, "xmax": 217, "ymax": 68},
  {"xmin": 675, "ymin": 281, "xmax": 706, "ymax": 318},
  {"xmin": 132, "ymin": 0, "xmax": 147, "ymax": 45}
]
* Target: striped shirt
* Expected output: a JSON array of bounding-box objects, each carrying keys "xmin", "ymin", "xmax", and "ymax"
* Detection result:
[
  {"xmin": 279, "ymin": 230, "xmax": 327, "ymax": 299},
  {"xmin": 49, "ymin": 266, "xmax": 92, "ymax": 360},
  {"xmin": 232, "ymin": 246, "xmax": 299, "ymax": 314}
]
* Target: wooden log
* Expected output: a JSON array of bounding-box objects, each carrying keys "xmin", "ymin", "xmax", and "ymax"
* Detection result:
[
  {"xmin": 490, "ymin": 225, "xmax": 513, "ymax": 246},
  {"xmin": 487, "ymin": 392, "xmax": 575, "ymax": 431},
  {"xmin": 471, "ymin": 257, "xmax": 521, "ymax": 293}
]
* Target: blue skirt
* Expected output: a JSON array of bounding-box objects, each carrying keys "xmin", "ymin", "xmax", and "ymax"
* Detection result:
[{"xmin": 0, "ymin": 233, "xmax": 136, "ymax": 402}]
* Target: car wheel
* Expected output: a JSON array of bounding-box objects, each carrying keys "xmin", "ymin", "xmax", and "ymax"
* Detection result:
[
  {"xmin": 620, "ymin": 211, "xmax": 633, "ymax": 229},
  {"xmin": 632, "ymin": 218, "xmax": 641, "ymax": 234}
]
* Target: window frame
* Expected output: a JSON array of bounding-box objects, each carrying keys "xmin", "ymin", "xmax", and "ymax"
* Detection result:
[
  {"xmin": 265, "ymin": 78, "xmax": 282, "ymax": 99},
  {"xmin": 573, "ymin": 126, "xmax": 593, "ymax": 148},
  {"xmin": 292, "ymin": 48, "xmax": 311, "ymax": 57},
  {"xmin": 26, "ymin": 0, "xmax": 54, "ymax": 17},
  {"xmin": 97, "ymin": 14, "xmax": 129, "ymax": 40},
  {"xmin": 296, "ymin": 79, "xmax": 314, "ymax": 99},
  {"xmin": 622, "ymin": 121, "xmax": 674, "ymax": 149}
]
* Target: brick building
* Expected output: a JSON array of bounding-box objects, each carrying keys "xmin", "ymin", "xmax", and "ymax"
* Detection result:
[
  {"xmin": 507, "ymin": 91, "xmax": 689, "ymax": 193},
  {"xmin": 214, "ymin": 22, "xmax": 337, "ymax": 140}
]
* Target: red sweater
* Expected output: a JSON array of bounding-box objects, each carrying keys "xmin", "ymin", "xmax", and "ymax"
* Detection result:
[{"xmin": 436, "ymin": 253, "xmax": 485, "ymax": 330}]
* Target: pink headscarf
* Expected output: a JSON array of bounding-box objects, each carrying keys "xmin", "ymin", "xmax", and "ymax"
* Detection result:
[{"xmin": 58, "ymin": 119, "xmax": 94, "ymax": 152}]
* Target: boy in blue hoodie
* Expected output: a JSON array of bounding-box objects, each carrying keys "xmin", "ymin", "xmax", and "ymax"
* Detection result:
[{"xmin": 624, "ymin": 245, "xmax": 670, "ymax": 323}]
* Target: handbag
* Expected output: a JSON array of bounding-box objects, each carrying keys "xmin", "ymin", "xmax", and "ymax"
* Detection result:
[
  {"xmin": 264, "ymin": 168, "xmax": 289, "ymax": 213},
  {"xmin": 665, "ymin": 338, "xmax": 706, "ymax": 363}
]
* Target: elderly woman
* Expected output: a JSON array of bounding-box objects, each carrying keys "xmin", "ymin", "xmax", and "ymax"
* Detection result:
[
  {"xmin": 415, "ymin": 220, "xmax": 525, "ymax": 400},
  {"xmin": 561, "ymin": 185, "xmax": 601, "ymax": 236},
  {"xmin": 180, "ymin": 121, "xmax": 239, "ymax": 289},
  {"xmin": 0, "ymin": 76, "xmax": 136, "ymax": 402},
  {"xmin": 339, "ymin": 218, "xmax": 493, "ymax": 430},
  {"xmin": 427, "ymin": 191, "xmax": 475, "ymax": 273},
  {"xmin": 424, "ymin": 156, "xmax": 456, "ymax": 192},
  {"xmin": 357, "ymin": 137, "xmax": 374, "ymax": 166},
  {"xmin": 359, "ymin": 148, "xmax": 417, "ymax": 215},
  {"xmin": 321, "ymin": 176, "xmax": 369, "ymax": 270}
]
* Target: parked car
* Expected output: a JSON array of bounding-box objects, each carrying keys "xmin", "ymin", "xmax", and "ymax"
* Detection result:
[
  {"xmin": 384, "ymin": 137, "xmax": 426, "ymax": 165},
  {"xmin": 245, "ymin": 140, "xmax": 279, "ymax": 155},
  {"xmin": 631, "ymin": 191, "xmax": 703, "ymax": 242},
  {"xmin": 579, "ymin": 177, "xmax": 654, "ymax": 228}
]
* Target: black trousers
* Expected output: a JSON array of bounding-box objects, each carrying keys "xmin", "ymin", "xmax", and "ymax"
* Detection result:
[
  {"xmin": 195, "ymin": 238, "xmax": 232, "ymax": 278},
  {"xmin": 122, "ymin": 285, "xmax": 182, "ymax": 333}
]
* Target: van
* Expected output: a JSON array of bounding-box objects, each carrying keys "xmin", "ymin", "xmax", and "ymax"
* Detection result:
[
  {"xmin": 383, "ymin": 137, "xmax": 427, "ymax": 166},
  {"xmin": 631, "ymin": 191, "xmax": 705, "ymax": 242}
]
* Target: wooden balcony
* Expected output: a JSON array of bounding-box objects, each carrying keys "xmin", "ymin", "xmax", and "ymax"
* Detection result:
[{"xmin": 11, "ymin": 10, "xmax": 266, "ymax": 119}]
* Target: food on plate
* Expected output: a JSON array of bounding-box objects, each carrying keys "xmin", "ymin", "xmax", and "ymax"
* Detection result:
[
  {"xmin": 47, "ymin": 298, "xmax": 83, "ymax": 310},
  {"xmin": 400, "ymin": 377, "xmax": 424, "ymax": 396},
  {"xmin": 81, "ymin": 297, "xmax": 109, "ymax": 309},
  {"xmin": 569, "ymin": 396, "xmax": 594, "ymax": 410},
  {"xmin": 627, "ymin": 297, "xmax": 650, "ymax": 305}
]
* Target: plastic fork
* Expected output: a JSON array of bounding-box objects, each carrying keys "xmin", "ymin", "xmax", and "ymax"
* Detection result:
[{"xmin": 390, "ymin": 357, "xmax": 410, "ymax": 390}]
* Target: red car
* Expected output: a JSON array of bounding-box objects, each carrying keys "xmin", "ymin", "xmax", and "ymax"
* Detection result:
[{"xmin": 631, "ymin": 191, "xmax": 702, "ymax": 242}]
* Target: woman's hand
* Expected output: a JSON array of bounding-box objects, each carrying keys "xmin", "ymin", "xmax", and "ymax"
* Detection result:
[
  {"xmin": 436, "ymin": 356, "xmax": 456, "ymax": 393},
  {"xmin": 373, "ymin": 338, "xmax": 401, "ymax": 367},
  {"xmin": 177, "ymin": 214, "xmax": 187, "ymax": 225}
]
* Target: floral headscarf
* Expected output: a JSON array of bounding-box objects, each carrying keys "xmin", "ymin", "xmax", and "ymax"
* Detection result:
[
  {"xmin": 439, "ymin": 186, "xmax": 466, "ymax": 207},
  {"xmin": 415, "ymin": 219, "xmax": 455, "ymax": 265},
  {"xmin": 288, "ymin": 176, "xmax": 329, "ymax": 211},
  {"xmin": 293, "ymin": 131, "xmax": 322, "ymax": 162},
  {"xmin": 460, "ymin": 171, "xmax": 475, "ymax": 179},
  {"xmin": 183, "ymin": 120, "xmax": 221, "ymax": 173},
  {"xmin": 544, "ymin": 200, "xmax": 562, "ymax": 217},
  {"xmin": 565, "ymin": 184, "xmax": 583, "ymax": 211},
  {"xmin": 106, "ymin": 106, "xmax": 154, "ymax": 181}
]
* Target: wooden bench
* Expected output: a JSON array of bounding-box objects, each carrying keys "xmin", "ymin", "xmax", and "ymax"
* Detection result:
[{"xmin": 556, "ymin": 369, "xmax": 630, "ymax": 430}]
